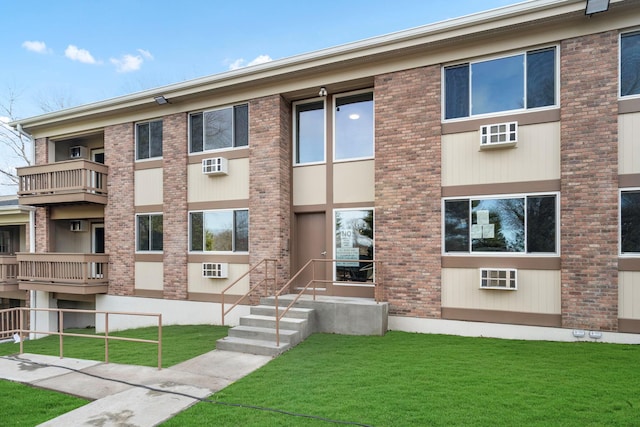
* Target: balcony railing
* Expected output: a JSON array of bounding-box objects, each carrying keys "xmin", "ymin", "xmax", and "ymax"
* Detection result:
[
  {"xmin": 17, "ymin": 159, "xmax": 108, "ymax": 205},
  {"xmin": 0, "ymin": 255, "xmax": 19, "ymax": 292},
  {"xmin": 17, "ymin": 252, "xmax": 109, "ymax": 295}
]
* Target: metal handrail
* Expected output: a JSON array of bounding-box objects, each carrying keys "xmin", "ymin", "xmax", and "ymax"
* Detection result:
[
  {"xmin": 220, "ymin": 258, "xmax": 277, "ymax": 326},
  {"xmin": 1, "ymin": 307, "xmax": 163, "ymax": 369},
  {"xmin": 272, "ymin": 259, "xmax": 383, "ymax": 346}
]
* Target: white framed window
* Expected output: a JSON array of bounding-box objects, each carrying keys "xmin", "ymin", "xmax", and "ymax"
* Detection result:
[
  {"xmin": 334, "ymin": 208, "xmax": 374, "ymax": 284},
  {"xmin": 189, "ymin": 104, "xmax": 248, "ymax": 154},
  {"xmin": 621, "ymin": 31, "xmax": 640, "ymax": 98},
  {"xmin": 136, "ymin": 213, "xmax": 163, "ymax": 252},
  {"xmin": 293, "ymin": 98, "xmax": 326, "ymax": 165},
  {"xmin": 443, "ymin": 46, "xmax": 557, "ymax": 120},
  {"xmin": 189, "ymin": 209, "xmax": 248, "ymax": 253},
  {"xmin": 443, "ymin": 193, "xmax": 558, "ymax": 255},
  {"xmin": 136, "ymin": 120, "xmax": 163, "ymax": 160},
  {"xmin": 620, "ymin": 189, "xmax": 640, "ymax": 254},
  {"xmin": 334, "ymin": 90, "xmax": 374, "ymax": 162}
]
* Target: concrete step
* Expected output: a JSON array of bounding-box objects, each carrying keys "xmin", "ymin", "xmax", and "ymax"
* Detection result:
[
  {"xmin": 216, "ymin": 336, "xmax": 290, "ymax": 356},
  {"xmin": 251, "ymin": 305, "xmax": 314, "ymax": 320},
  {"xmin": 228, "ymin": 325, "xmax": 301, "ymax": 345},
  {"xmin": 240, "ymin": 315, "xmax": 311, "ymax": 338}
]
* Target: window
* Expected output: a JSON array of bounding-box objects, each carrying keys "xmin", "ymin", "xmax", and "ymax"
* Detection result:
[
  {"xmin": 190, "ymin": 209, "xmax": 248, "ymax": 252},
  {"xmin": 444, "ymin": 194, "xmax": 557, "ymax": 254},
  {"xmin": 621, "ymin": 31, "xmax": 640, "ymax": 97},
  {"xmin": 335, "ymin": 92, "xmax": 374, "ymax": 161},
  {"xmin": 621, "ymin": 190, "xmax": 640, "ymax": 253},
  {"xmin": 294, "ymin": 100, "xmax": 325, "ymax": 164},
  {"xmin": 335, "ymin": 209, "xmax": 374, "ymax": 282},
  {"xmin": 136, "ymin": 120, "xmax": 163, "ymax": 160},
  {"xmin": 137, "ymin": 214, "xmax": 163, "ymax": 252},
  {"xmin": 190, "ymin": 104, "xmax": 248, "ymax": 153},
  {"xmin": 444, "ymin": 47, "xmax": 556, "ymax": 119}
]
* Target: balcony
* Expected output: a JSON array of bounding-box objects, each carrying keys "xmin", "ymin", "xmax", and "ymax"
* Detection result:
[
  {"xmin": 0, "ymin": 256, "xmax": 19, "ymax": 292},
  {"xmin": 17, "ymin": 253, "xmax": 109, "ymax": 295},
  {"xmin": 17, "ymin": 160, "xmax": 108, "ymax": 206}
]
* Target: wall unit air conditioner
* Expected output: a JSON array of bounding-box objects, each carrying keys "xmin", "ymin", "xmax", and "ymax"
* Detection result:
[
  {"xmin": 69, "ymin": 220, "xmax": 87, "ymax": 232},
  {"xmin": 480, "ymin": 121, "xmax": 518, "ymax": 148},
  {"xmin": 479, "ymin": 268, "xmax": 517, "ymax": 290},
  {"xmin": 202, "ymin": 157, "xmax": 228, "ymax": 176},
  {"xmin": 69, "ymin": 146, "xmax": 88, "ymax": 159},
  {"xmin": 202, "ymin": 262, "xmax": 228, "ymax": 279}
]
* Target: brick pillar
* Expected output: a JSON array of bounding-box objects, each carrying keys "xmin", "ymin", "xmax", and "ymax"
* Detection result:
[
  {"xmin": 249, "ymin": 95, "xmax": 291, "ymax": 294},
  {"xmin": 104, "ymin": 123, "xmax": 135, "ymax": 296},
  {"xmin": 375, "ymin": 66, "xmax": 442, "ymax": 317},
  {"xmin": 163, "ymin": 113, "xmax": 188, "ymax": 300},
  {"xmin": 560, "ymin": 31, "xmax": 619, "ymax": 331},
  {"xmin": 33, "ymin": 137, "xmax": 50, "ymax": 252}
]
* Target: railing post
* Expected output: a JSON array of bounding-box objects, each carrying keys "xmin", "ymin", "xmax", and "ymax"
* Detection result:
[
  {"xmin": 19, "ymin": 307, "xmax": 24, "ymax": 354},
  {"xmin": 275, "ymin": 293, "xmax": 280, "ymax": 347},
  {"xmin": 59, "ymin": 311, "xmax": 64, "ymax": 359},
  {"xmin": 105, "ymin": 312, "xmax": 109, "ymax": 364},
  {"xmin": 221, "ymin": 294, "xmax": 225, "ymax": 326},
  {"xmin": 158, "ymin": 314, "xmax": 162, "ymax": 370}
]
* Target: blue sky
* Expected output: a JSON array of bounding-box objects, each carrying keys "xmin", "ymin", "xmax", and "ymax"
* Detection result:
[{"xmin": 2, "ymin": 0, "xmax": 523, "ymax": 120}]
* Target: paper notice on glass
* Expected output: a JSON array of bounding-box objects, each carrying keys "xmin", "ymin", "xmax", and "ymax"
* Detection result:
[
  {"xmin": 476, "ymin": 210, "xmax": 490, "ymax": 225},
  {"xmin": 336, "ymin": 247, "xmax": 360, "ymax": 267},
  {"xmin": 471, "ymin": 224, "xmax": 483, "ymax": 239},
  {"xmin": 340, "ymin": 230, "xmax": 353, "ymax": 248},
  {"xmin": 482, "ymin": 224, "xmax": 495, "ymax": 238}
]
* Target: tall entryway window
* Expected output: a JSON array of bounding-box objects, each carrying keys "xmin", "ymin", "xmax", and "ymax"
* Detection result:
[{"xmin": 334, "ymin": 209, "xmax": 374, "ymax": 284}]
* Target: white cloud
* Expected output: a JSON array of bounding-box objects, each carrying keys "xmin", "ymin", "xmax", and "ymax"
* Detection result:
[
  {"xmin": 22, "ymin": 40, "xmax": 50, "ymax": 54},
  {"xmin": 110, "ymin": 54, "xmax": 143, "ymax": 73},
  {"xmin": 137, "ymin": 49, "xmax": 153, "ymax": 60},
  {"xmin": 227, "ymin": 54, "xmax": 273, "ymax": 70},
  {"xmin": 65, "ymin": 45, "xmax": 98, "ymax": 64}
]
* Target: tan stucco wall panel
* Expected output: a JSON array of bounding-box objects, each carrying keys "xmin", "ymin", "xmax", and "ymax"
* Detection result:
[
  {"xmin": 442, "ymin": 122, "xmax": 560, "ymax": 187},
  {"xmin": 187, "ymin": 263, "xmax": 250, "ymax": 294},
  {"xmin": 135, "ymin": 262, "xmax": 164, "ymax": 291},
  {"xmin": 187, "ymin": 158, "xmax": 249, "ymax": 203},
  {"xmin": 293, "ymin": 164, "xmax": 326, "ymax": 206},
  {"xmin": 619, "ymin": 112, "xmax": 640, "ymax": 175},
  {"xmin": 441, "ymin": 267, "xmax": 561, "ymax": 314},
  {"xmin": 333, "ymin": 160, "xmax": 374, "ymax": 204},
  {"xmin": 135, "ymin": 169, "xmax": 163, "ymax": 206}
]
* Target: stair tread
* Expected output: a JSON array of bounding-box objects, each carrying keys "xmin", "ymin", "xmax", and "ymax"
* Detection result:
[
  {"xmin": 217, "ymin": 336, "xmax": 289, "ymax": 349},
  {"xmin": 243, "ymin": 314, "xmax": 307, "ymax": 324},
  {"xmin": 231, "ymin": 325, "xmax": 299, "ymax": 336},
  {"xmin": 253, "ymin": 305, "xmax": 314, "ymax": 313}
]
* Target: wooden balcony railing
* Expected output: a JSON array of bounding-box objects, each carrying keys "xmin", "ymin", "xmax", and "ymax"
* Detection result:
[
  {"xmin": 17, "ymin": 159, "xmax": 108, "ymax": 205},
  {"xmin": 0, "ymin": 255, "xmax": 19, "ymax": 291},
  {"xmin": 17, "ymin": 252, "xmax": 109, "ymax": 295}
]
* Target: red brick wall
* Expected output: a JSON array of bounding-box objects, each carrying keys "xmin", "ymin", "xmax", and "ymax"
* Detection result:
[
  {"xmin": 374, "ymin": 66, "xmax": 442, "ymax": 317},
  {"xmin": 34, "ymin": 138, "xmax": 49, "ymax": 252},
  {"xmin": 560, "ymin": 31, "xmax": 619, "ymax": 331},
  {"xmin": 162, "ymin": 113, "xmax": 188, "ymax": 300},
  {"xmin": 104, "ymin": 123, "xmax": 135, "ymax": 296},
  {"xmin": 248, "ymin": 95, "xmax": 291, "ymax": 292}
]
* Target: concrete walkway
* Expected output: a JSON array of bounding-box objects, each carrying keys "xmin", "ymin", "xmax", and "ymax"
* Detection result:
[{"xmin": 0, "ymin": 350, "xmax": 272, "ymax": 426}]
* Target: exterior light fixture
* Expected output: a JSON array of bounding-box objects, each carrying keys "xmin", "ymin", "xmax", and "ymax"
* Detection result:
[
  {"xmin": 585, "ymin": 0, "xmax": 610, "ymax": 15},
  {"xmin": 154, "ymin": 95, "xmax": 169, "ymax": 105},
  {"xmin": 319, "ymin": 87, "xmax": 328, "ymax": 97}
]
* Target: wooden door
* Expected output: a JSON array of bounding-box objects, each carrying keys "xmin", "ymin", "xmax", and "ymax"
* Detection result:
[{"xmin": 293, "ymin": 212, "xmax": 327, "ymax": 292}]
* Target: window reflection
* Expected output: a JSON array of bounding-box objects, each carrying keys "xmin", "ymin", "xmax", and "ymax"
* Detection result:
[
  {"xmin": 335, "ymin": 93, "xmax": 374, "ymax": 160},
  {"xmin": 295, "ymin": 101, "xmax": 325, "ymax": 164},
  {"xmin": 335, "ymin": 209, "xmax": 374, "ymax": 282}
]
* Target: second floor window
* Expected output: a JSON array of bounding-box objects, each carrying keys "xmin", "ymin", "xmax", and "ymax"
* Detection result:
[
  {"xmin": 335, "ymin": 92, "xmax": 374, "ymax": 161},
  {"xmin": 621, "ymin": 31, "xmax": 640, "ymax": 98},
  {"xmin": 190, "ymin": 104, "xmax": 249, "ymax": 153},
  {"xmin": 136, "ymin": 120, "xmax": 163, "ymax": 160},
  {"xmin": 137, "ymin": 214, "xmax": 163, "ymax": 252},
  {"xmin": 294, "ymin": 100, "xmax": 325, "ymax": 165},
  {"xmin": 444, "ymin": 47, "xmax": 556, "ymax": 120}
]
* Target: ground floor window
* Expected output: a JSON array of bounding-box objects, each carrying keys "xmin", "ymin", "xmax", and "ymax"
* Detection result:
[
  {"xmin": 334, "ymin": 209, "xmax": 374, "ymax": 282},
  {"xmin": 444, "ymin": 193, "xmax": 557, "ymax": 254},
  {"xmin": 189, "ymin": 209, "xmax": 248, "ymax": 252},
  {"xmin": 621, "ymin": 189, "xmax": 640, "ymax": 254}
]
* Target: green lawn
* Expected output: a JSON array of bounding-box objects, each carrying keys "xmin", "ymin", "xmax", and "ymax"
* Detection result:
[
  {"xmin": 2, "ymin": 328, "xmax": 639, "ymax": 426},
  {"xmin": 163, "ymin": 332, "xmax": 640, "ymax": 426}
]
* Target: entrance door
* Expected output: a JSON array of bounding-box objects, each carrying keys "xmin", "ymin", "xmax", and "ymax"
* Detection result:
[
  {"xmin": 293, "ymin": 213, "xmax": 327, "ymax": 292},
  {"xmin": 91, "ymin": 223, "xmax": 105, "ymax": 278}
]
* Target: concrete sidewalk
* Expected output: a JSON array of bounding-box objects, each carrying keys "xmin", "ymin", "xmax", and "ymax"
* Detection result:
[{"xmin": 0, "ymin": 350, "xmax": 272, "ymax": 426}]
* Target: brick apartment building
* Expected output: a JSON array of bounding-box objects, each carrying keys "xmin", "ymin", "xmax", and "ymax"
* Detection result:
[{"xmin": 8, "ymin": 0, "xmax": 640, "ymax": 343}]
